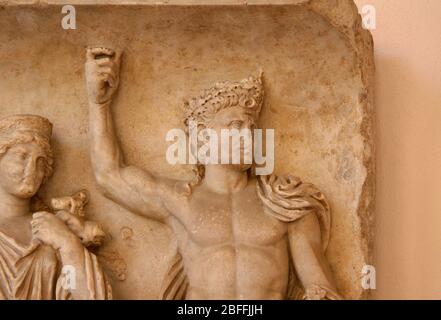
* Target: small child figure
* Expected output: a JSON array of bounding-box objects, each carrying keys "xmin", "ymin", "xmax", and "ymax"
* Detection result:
[{"xmin": 51, "ymin": 190, "xmax": 106, "ymax": 248}]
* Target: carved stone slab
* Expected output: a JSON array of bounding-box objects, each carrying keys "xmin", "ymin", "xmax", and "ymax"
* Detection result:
[{"xmin": 0, "ymin": 0, "xmax": 374, "ymax": 299}]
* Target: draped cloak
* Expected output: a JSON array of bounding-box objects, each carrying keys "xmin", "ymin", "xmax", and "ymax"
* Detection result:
[
  {"xmin": 256, "ymin": 174, "xmax": 341, "ymax": 300},
  {"xmin": 0, "ymin": 230, "xmax": 112, "ymax": 300}
]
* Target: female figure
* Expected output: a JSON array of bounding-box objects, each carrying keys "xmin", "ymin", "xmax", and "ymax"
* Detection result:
[{"xmin": 0, "ymin": 114, "xmax": 111, "ymax": 300}]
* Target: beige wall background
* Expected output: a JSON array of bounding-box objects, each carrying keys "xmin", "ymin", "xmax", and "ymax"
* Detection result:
[{"xmin": 355, "ymin": 0, "xmax": 441, "ymax": 299}]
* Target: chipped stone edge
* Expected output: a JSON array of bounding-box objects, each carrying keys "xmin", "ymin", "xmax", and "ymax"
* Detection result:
[{"xmin": 305, "ymin": 0, "xmax": 375, "ymax": 300}]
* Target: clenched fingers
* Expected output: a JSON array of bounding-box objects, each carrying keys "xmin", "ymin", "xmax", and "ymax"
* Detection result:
[{"xmin": 86, "ymin": 47, "xmax": 115, "ymax": 60}]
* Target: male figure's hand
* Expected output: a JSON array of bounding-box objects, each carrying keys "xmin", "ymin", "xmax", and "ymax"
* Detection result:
[{"xmin": 85, "ymin": 47, "xmax": 122, "ymax": 105}]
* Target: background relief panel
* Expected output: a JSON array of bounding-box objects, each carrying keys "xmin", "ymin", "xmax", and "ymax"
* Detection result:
[{"xmin": 0, "ymin": 0, "xmax": 374, "ymax": 299}]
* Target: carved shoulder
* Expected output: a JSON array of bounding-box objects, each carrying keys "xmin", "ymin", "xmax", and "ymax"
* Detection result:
[{"xmin": 256, "ymin": 174, "xmax": 331, "ymax": 250}]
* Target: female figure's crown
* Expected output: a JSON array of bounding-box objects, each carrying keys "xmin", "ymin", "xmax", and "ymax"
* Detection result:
[{"xmin": 0, "ymin": 114, "xmax": 53, "ymax": 141}]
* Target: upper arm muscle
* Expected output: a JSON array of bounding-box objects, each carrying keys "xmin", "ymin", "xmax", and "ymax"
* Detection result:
[{"xmin": 99, "ymin": 165, "xmax": 172, "ymax": 221}]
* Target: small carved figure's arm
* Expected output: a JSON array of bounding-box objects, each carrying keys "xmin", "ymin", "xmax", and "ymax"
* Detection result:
[
  {"xmin": 288, "ymin": 214, "xmax": 341, "ymax": 300},
  {"xmin": 51, "ymin": 190, "xmax": 106, "ymax": 247},
  {"xmin": 85, "ymin": 47, "xmax": 173, "ymax": 221}
]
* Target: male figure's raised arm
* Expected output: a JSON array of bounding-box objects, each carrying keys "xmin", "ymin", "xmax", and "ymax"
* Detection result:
[{"xmin": 85, "ymin": 47, "xmax": 171, "ymax": 221}]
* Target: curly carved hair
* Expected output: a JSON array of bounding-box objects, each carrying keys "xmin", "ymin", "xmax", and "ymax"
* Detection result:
[{"xmin": 183, "ymin": 71, "xmax": 264, "ymax": 132}]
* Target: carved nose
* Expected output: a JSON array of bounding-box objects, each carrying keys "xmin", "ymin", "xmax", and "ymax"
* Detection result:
[{"xmin": 23, "ymin": 158, "xmax": 41, "ymax": 183}]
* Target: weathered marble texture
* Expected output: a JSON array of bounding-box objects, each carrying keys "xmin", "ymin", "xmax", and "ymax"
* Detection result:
[{"xmin": 0, "ymin": 0, "xmax": 374, "ymax": 299}]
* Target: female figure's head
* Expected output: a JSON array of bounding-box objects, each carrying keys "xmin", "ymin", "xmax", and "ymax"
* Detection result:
[{"xmin": 0, "ymin": 115, "xmax": 53, "ymax": 199}]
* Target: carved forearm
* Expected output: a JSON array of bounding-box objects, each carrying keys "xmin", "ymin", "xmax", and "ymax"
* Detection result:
[
  {"xmin": 85, "ymin": 47, "xmax": 124, "ymax": 180},
  {"xmin": 88, "ymin": 107, "xmax": 170, "ymax": 220},
  {"xmin": 88, "ymin": 102, "xmax": 124, "ymax": 180},
  {"xmin": 58, "ymin": 241, "xmax": 112, "ymax": 300},
  {"xmin": 288, "ymin": 214, "xmax": 340, "ymax": 299},
  {"xmin": 58, "ymin": 238, "xmax": 90, "ymax": 300}
]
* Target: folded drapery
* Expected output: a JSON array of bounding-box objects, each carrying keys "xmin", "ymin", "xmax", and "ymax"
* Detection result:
[{"xmin": 0, "ymin": 230, "xmax": 112, "ymax": 300}]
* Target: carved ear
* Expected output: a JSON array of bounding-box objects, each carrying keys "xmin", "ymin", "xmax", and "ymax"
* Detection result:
[
  {"xmin": 180, "ymin": 99, "xmax": 190, "ymax": 113},
  {"xmin": 257, "ymin": 68, "xmax": 264, "ymax": 80}
]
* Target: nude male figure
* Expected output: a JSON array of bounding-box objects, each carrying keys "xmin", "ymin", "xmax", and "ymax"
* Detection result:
[{"xmin": 85, "ymin": 47, "xmax": 341, "ymax": 300}]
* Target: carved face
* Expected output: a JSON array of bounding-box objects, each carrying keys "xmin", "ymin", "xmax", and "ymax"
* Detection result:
[
  {"xmin": 0, "ymin": 142, "xmax": 47, "ymax": 199},
  {"xmin": 206, "ymin": 106, "xmax": 256, "ymax": 171}
]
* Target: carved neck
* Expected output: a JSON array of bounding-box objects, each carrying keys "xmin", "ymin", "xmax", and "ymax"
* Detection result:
[
  {"xmin": 203, "ymin": 165, "xmax": 248, "ymax": 194},
  {"xmin": 0, "ymin": 188, "xmax": 30, "ymax": 218}
]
